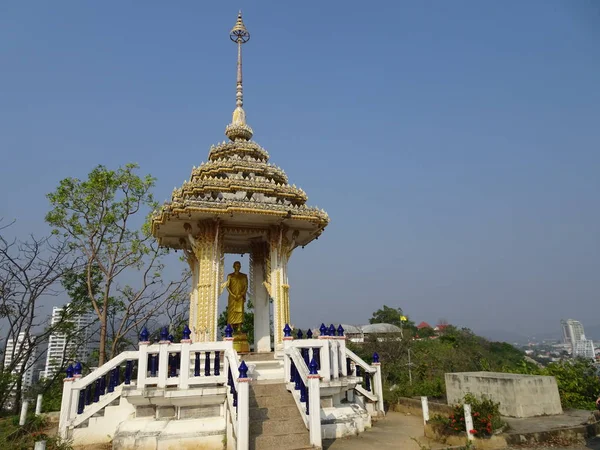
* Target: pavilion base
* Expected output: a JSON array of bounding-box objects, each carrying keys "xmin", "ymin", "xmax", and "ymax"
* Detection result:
[{"xmin": 233, "ymin": 332, "xmax": 250, "ymax": 353}]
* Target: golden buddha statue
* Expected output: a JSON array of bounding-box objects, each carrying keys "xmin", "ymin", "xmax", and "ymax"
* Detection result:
[{"xmin": 221, "ymin": 261, "xmax": 248, "ymax": 332}]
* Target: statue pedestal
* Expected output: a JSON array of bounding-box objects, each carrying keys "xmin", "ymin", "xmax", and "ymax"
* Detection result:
[{"xmin": 233, "ymin": 332, "xmax": 250, "ymax": 353}]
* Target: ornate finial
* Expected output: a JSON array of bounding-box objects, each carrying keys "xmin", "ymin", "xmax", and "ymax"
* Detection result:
[{"xmin": 226, "ymin": 12, "xmax": 253, "ymax": 142}]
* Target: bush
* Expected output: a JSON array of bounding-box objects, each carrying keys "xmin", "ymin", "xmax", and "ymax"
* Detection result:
[{"xmin": 429, "ymin": 394, "xmax": 505, "ymax": 438}]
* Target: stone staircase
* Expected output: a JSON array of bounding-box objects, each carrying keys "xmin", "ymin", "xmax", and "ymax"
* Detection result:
[{"xmin": 249, "ymin": 382, "xmax": 312, "ymax": 450}]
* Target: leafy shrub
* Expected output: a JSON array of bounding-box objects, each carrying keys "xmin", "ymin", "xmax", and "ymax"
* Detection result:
[{"xmin": 429, "ymin": 394, "xmax": 505, "ymax": 438}]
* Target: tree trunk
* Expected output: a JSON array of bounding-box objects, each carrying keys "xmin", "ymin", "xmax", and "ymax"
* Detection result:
[
  {"xmin": 98, "ymin": 312, "xmax": 108, "ymax": 366},
  {"xmin": 11, "ymin": 376, "xmax": 23, "ymax": 416}
]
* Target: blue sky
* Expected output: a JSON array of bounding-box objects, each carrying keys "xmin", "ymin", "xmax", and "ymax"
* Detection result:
[{"xmin": 1, "ymin": 1, "xmax": 599, "ymax": 338}]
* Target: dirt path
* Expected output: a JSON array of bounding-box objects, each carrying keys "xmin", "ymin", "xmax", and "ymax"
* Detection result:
[{"xmin": 323, "ymin": 411, "xmax": 450, "ymax": 449}]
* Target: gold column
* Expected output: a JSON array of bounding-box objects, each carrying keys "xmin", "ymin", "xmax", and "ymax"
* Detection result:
[{"xmin": 187, "ymin": 219, "xmax": 223, "ymax": 342}]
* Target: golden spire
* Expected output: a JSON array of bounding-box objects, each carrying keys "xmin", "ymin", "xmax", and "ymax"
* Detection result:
[{"xmin": 226, "ymin": 11, "xmax": 253, "ymax": 141}]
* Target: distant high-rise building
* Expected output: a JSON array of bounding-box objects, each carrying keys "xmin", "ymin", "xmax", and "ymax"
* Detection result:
[
  {"xmin": 2, "ymin": 331, "xmax": 37, "ymax": 394},
  {"xmin": 573, "ymin": 337, "xmax": 596, "ymax": 360},
  {"xmin": 42, "ymin": 304, "xmax": 96, "ymax": 380},
  {"xmin": 561, "ymin": 319, "xmax": 586, "ymax": 346}
]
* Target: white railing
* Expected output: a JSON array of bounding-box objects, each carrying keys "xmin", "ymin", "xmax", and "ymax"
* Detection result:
[
  {"xmin": 283, "ymin": 342, "xmax": 322, "ymax": 448},
  {"xmin": 284, "ymin": 334, "xmax": 385, "ymax": 417},
  {"xmin": 59, "ymin": 339, "xmax": 241, "ymax": 442},
  {"xmin": 223, "ymin": 347, "xmax": 251, "ymax": 450}
]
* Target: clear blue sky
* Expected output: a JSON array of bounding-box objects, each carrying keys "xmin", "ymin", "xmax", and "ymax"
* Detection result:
[{"xmin": 1, "ymin": 1, "xmax": 599, "ymax": 339}]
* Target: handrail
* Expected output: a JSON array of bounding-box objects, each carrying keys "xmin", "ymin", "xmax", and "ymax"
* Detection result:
[
  {"xmin": 345, "ymin": 348, "xmax": 376, "ymax": 374},
  {"xmin": 72, "ymin": 351, "xmax": 137, "ymax": 389},
  {"xmin": 284, "ymin": 343, "xmax": 322, "ymax": 447}
]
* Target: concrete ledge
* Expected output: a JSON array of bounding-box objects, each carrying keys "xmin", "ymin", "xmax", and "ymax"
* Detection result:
[{"xmin": 391, "ymin": 397, "xmax": 453, "ymax": 417}]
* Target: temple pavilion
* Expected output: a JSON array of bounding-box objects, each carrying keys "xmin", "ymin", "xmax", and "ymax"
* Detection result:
[{"xmin": 151, "ymin": 13, "xmax": 329, "ymax": 354}]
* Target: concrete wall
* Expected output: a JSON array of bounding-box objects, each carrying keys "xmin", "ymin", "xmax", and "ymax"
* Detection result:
[{"xmin": 445, "ymin": 372, "xmax": 563, "ymax": 418}]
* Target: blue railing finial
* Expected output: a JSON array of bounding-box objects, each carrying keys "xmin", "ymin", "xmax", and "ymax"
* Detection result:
[
  {"xmin": 296, "ymin": 329, "xmax": 303, "ymax": 339},
  {"xmin": 167, "ymin": 334, "xmax": 174, "ymax": 343},
  {"xmin": 373, "ymin": 352, "xmax": 380, "ymax": 363},
  {"xmin": 224, "ymin": 324, "xmax": 233, "ymax": 338},
  {"xmin": 160, "ymin": 326, "xmax": 169, "ymax": 341},
  {"xmin": 328, "ymin": 324, "xmax": 336, "ymax": 336},
  {"xmin": 319, "ymin": 323, "xmax": 327, "ymax": 336},
  {"xmin": 65, "ymin": 364, "xmax": 74, "ymax": 379},
  {"xmin": 283, "ymin": 324, "xmax": 292, "ymax": 337},
  {"xmin": 306, "ymin": 329, "xmax": 313, "ymax": 339},
  {"xmin": 139, "ymin": 326, "xmax": 149, "ymax": 342},
  {"xmin": 182, "ymin": 325, "xmax": 191, "ymax": 341},
  {"xmin": 73, "ymin": 361, "xmax": 82, "ymax": 376},
  {"xmin": 337, "ymin": 324, "xmax": 345, "ymax": 337},
  {"xmin": 309, "ymin": 358, "xmax": 319, "ymax": 375},
  {"xmin": 239, "ymin": 361, "xmax": 249, "ymax": 378}
]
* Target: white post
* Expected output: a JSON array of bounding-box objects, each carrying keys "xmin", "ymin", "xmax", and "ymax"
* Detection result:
[
  {"xmin": 34, "ymin": 441, "xmax": 46, "ymax": 450},
  {"xmin": 330, "ymin": 341, "xmax": 339, "ymax": 380},
  {"xmin": 373, "ymin": 362, "xmax": 385, "ymax": 415},
  {"xmin": 236, "ymin": 377, "xmax": 250, "ymax": 450},
  {"xmin": 464, "ymin": 404, "xmax": 475, "ymax": 441},
  {"xmin": 19, "ymin": 400, "xmax": 29, "ymax": 426},
  {"xmin": 283, "ymin": 336, "xmax": 293, "ymax": 383},
  {"xmin": 58, "ymin": 378, "xmax": 74, "ymax": 438},
  {"xmin": 179, "ymin": 341, "xmax": 191, "ymax": 389},
  {"xmin": 157, "ymin": 341, "xmax": 169, "ymax": 388},
  {"xmin": 421, "ymin": 396, "xmax": 429, "ymax": 425},
  {"xmin": 317, "ymin": 340, "xmax": 331, "ymax": 382},
  {"xmin": 252, "ymin": 246, "xmax": 271, "ymax": 353},
  {"xmin": 308, "ymin": 374, "xmax": 322, "ymax": 448},
  {"xmin": 35, "ymin": 394, "xmax": 43, "ymax": 416},
  {"xmin": 137, "ymin": 341, "xmax": 149, "ymax": 387},
  {"xmin": 338, "ymin": 337, "xmax": 348, "ymax": 377}
]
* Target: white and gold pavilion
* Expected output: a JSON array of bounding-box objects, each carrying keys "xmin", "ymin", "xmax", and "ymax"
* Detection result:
[{"xmin": 151, "ymin": 13, "xmax": 329, "ymax": 354}]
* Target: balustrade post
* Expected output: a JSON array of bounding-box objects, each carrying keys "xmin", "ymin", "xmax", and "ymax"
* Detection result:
[
  {"xmin": 58, "ymin": 366, "xmax": 75, "ymax": 439},
  {"xmin": 330, "ymin": 341, "xmax": 339, "ymax": 380},
  {"xmin": 308, "ymin": 358, "xmax": 322, "ymax": 448},
  {"xmin": 372, "ymin": 352, "xmax": 385, "ymax": 414},
  {"xmin": 337, "ymin": 325, "xmax": 347, "ymax": 377},
  {"xmin": 421, "ymin": 396, "xmax": 429, "ymax": 426},
  {"xmin": 137, "ymin": 335, "xmax": 149, "ymax": 387},
  {"xmin": 319, "ymin": 342, "xmax": 331, "ymax": 382},
  {"xmin": 180, "ymin": 338, "xmax": 191, "ymax": 389},
  {"xmin": 237, "ymin": 362, "xmax": 250, "ymax": 450},
  {"xmin": 283, "ymin": 325, "xmax": 293, "ymax": 383},
  {"xmin": 157, "ymin": 333, "xmax": 170, "ymax": 388}
]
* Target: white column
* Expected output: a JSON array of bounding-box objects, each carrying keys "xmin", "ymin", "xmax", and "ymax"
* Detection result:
[
  {"xmin": 157, "ymin": 341, "xmax": 169, "ymax": 388},
  {"xmin": 252, "ymin": 246, "xmax": 271, "ymax": 353},
  {"xmin": 19, "ymin": 400, "xmax": 29, "ymax": 426},
  {"xmin": 373, "ymin": 362, "xmax": 385, "ymax": 415},
  {"xmin": 58, "ymin": 378, "xmax": 74, "ymax": 438},
  {"xmin": 236, "ymin": 378, "xmax": 250, "ymax": 450},
  {"xmin": 317, "ymin": 339, "xmax": 331, "ymax": 382},
  {"xmin": 35, "ymin": 394, "xmax": 43, "ymax": 416},
  {"xmin": 179, "ymin": 341, "xmax": 191, "ymax": 389},
  {"xmin": 137, "ymin": 342, "xmax": 149, "ymax": 387},
  {"xmin": 308, "ymin": 374, "xmax": 322, "ymax": 448},
  {"xmin": 283, "ymin": 337, "xmax": 293, "ymax": 382},
  {"xmin": 464, "ymin": 404, "xmax": 475, "ymax": 441},
  {"xmin": 421, "ymin": 396, "xmax": 429, "ymax": 425}
]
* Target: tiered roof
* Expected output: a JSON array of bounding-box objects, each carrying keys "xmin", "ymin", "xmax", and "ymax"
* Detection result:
[{"xmin": 151, "ymin": 13, "xmax": 329, "ymax": 249}]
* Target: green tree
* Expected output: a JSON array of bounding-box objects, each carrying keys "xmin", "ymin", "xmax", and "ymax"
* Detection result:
[
  {"xmin": 46, "ymin": 164, "xmax": 189, "ymax": 365},
  {"xmin": 369, "ymin": 304, "xmax": 415, "ymax": 330}
]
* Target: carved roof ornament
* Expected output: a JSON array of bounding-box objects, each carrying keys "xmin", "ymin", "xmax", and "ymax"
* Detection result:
[
  {"xmin": 151, "ymin": 12, "xmax": 330, "ymax": 249},
  {"xmin": 226, "ymin": 12, "xmax": 253, "ymax": 142}
]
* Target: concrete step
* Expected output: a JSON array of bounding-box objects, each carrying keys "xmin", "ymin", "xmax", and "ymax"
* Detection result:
[
  {"xmin": 249, "ymin": 417, "xmax": 307, "ymax": 436},
  {"xmin": 249, "ymin": 431, "xmax": 311, "ymax": 450},
  {"xmin": 249, "ymin": 393, "xmax": 296, "ymax": 408},
  {"xmin": 249, "ymin": 405, "xmax": 302, "ymax": 421},
  {"xmin": 250, "ymin": 383, "xmax": 289, "ymax": 397},
  {"xmin": 243, "ymin": 352, "xmax": 278, "ymax": 362}
]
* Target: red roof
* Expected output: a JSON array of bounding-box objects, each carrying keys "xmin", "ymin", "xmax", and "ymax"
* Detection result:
[{"xmin": 417, "ymin": 321, "xmax": 432, "ymax": 329}]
